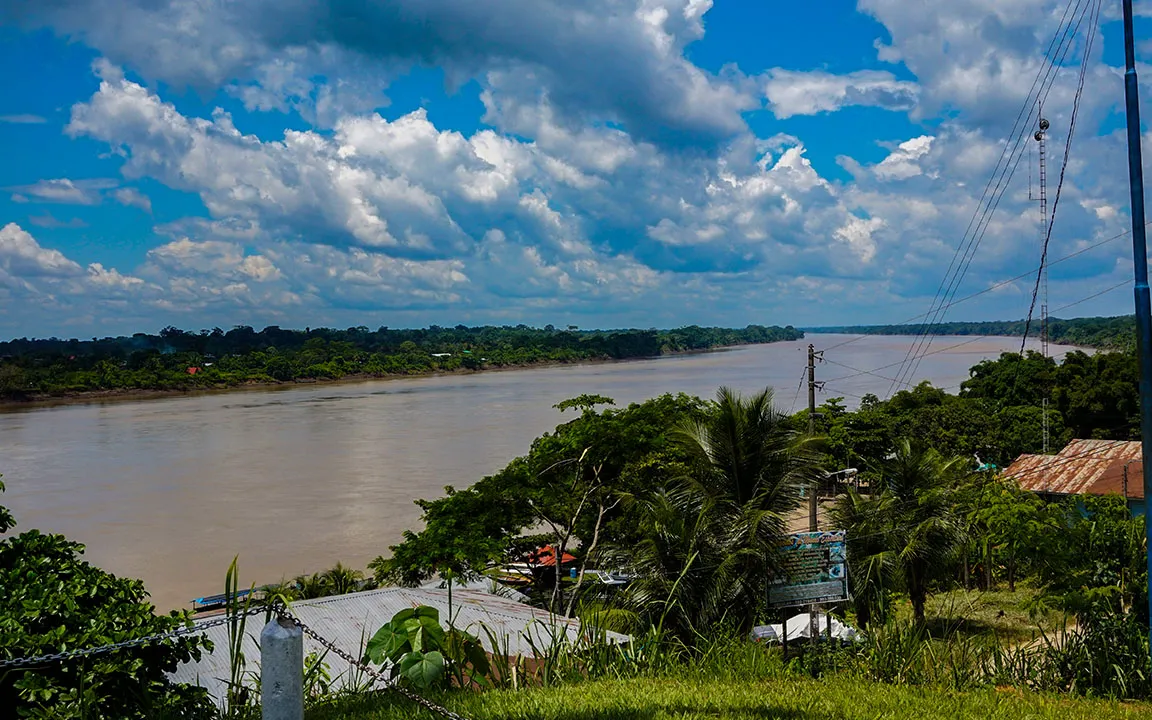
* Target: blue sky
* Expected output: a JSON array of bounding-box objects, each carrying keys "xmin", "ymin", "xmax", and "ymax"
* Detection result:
[{"xmin": 0, "ymin": 0, "xmax": 1150, "ymax": 338}]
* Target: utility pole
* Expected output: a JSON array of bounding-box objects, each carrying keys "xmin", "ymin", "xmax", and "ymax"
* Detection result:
[
  {"xmin": 1121, "ymin": 0, "xmax": 1152, "ymax": 657},
  {"xmin": 807, "ymin": 343, "xmax": 822, "ymax": 531},
  {"xmin": 806, "ymin": 343, "xmax": 824, "ymax": 645}
]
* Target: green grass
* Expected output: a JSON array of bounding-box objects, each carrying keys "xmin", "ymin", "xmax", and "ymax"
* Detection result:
[
  {"xmin": 891, "ymin": 585, "xmax": 1065, "ymax": 644},
  {"xmin": 306, "ymin": 675, "xmax": 1152, "ymax": 720}
]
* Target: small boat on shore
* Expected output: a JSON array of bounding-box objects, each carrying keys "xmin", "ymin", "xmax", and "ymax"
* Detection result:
[{"xmin": 191, "ymin": 588, "xmax": 257, "ymax": 613}]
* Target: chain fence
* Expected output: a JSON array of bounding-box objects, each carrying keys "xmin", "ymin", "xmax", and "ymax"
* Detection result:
[
  {"xmin": 0, "ymin": 601, "xmax": 470, "ymax": 720},
  {"xmin": 0, "ymin": 607, "xmax": 266, "ymax": 671},
  {"xmin": 272, "ymin": 602, "xmax": 470, "ymax": 720}
]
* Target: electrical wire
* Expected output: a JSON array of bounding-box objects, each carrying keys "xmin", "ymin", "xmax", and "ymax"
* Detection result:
[
  {"xmin": 816, "ymin": 222, "xmax": 1143, "ymax": 356},
  {"xmin": 886, "ymin": 0, "xmax": 1096, "ymax": 397},
  {"xmin": 897, "ymin": 0, "xmax": 1098, "ymax": 391},
  {"xmin": 787, "ymin": 367, "xmax": 808, "ymax": 415},
  {"xmin": 1008, "ymin": 0, "xmax": 1102, "ymax": 404},
  {"xmin": 822, "ymin": 336, "xmax": 990, "ymax": 385},
  {"xmin": 815, "ymin": 274, "xmax": 1123, "ymax": 401},
  {"xmin": 1018, "ymin": 0, "xmax": 1102, "ymax": 357},
  {"xmin": 1051, "ymin": 279, "xmax": 1129, "ymax": 313}
]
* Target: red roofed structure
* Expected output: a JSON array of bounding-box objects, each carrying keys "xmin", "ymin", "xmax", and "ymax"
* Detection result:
[
  {"xmin": 525, "ymin": 545, "xmax": 577, "ymax": 568},
  {"xmin": 1002, "ymin": 439, "xmax": 1144, "ymax": 512}
]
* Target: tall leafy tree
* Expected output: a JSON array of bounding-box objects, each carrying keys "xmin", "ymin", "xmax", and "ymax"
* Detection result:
[{"xmin": 374, "ymin": 393, "xmax": 707, "ymax": 588}]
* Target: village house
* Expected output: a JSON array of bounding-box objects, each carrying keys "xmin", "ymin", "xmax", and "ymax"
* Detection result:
[{"xmin": 1001, "ymin": 438, "xmax": 1145, "ymax": 516}]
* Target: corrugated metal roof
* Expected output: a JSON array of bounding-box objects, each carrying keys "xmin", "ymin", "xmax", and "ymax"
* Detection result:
[
  {"xmin": 168, "ymin": 587, "xmax": 628, "ymax": 704},
  {"xmin": 1002, "ymin": 439, "xmax": 1143, "ymax": 499}
]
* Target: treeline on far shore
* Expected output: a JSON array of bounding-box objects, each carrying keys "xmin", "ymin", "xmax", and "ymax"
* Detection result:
[
  {"xmin": 809, "ymin": 315, "xmax": 1136, "ymax": 350},
  {"xmin": 0, "ymin": 323, "xmax": 803, "ymax": 400}
]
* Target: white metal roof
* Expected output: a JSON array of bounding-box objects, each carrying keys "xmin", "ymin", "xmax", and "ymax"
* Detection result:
[{"xmin": 169, "ymin": 586, "xmax": 627, "ymax": 704}]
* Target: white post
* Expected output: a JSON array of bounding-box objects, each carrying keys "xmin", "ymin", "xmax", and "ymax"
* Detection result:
[{"xmin": 261, "ymin": 616, "xmax": 303, "ymax": 720}]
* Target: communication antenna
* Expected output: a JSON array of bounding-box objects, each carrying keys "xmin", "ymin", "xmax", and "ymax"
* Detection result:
[{"xmin": 1035, "ymin": 113, "xmax": 1050, "ymax": 453}]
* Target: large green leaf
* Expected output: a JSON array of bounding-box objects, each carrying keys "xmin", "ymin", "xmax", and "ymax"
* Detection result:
[
  {"xmin": 461, "ymin": 635, "xmax": 491, "ymax": 683},
  {"xmin": 409, "ymin": 624, "xmax": 425, "ymax": 653},
  {"xmin": 399, "ymin": 650, "xmax": 445, "ymax": 689},
  {"xmin": 364, "ymin": 621, "xmax": 409, "ymax": 665},
  {"xmin": 443, "ymin": 627, "xmax": 490, "ymax": 687},
  {"xmin": 412, "ymin": 605, "xmax": 441, "ymax": 622},
  {"xmin": 417, "ymin": 615, "xmax": 447, "ymax": 646}
]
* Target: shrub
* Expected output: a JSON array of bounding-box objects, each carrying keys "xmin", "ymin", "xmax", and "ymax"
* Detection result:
[{"xmin": 0, "ymin": 478, "xmax": 214, "ymax": 719}]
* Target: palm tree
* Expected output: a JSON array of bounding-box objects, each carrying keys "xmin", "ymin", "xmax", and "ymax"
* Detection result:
[
  {"xmin": 599, "ymin": 485, "xmax": 720, "ymax": 638},
  {"xmin": 323, "ymin": 562, "xmax": 367, "ymax": 596},
  {"xmin": 836, "ymin": 439, "xmax": 968, "ymax": 626},
  {"xmin": 830, "ymin": 489, "xmax": 896, "ymax": 628},
  {"xmin": 293, "ymin": 572, "xmax": 330, "ymax": 599},
  {"xmin": 603, "ymin": 386, "xmax": 821, "ymax": 637}
]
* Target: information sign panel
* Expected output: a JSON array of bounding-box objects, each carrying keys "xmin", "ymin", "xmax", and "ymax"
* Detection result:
[{"xmin": 767, "ymin": 529, "xmax": 848, "ymax": 608}]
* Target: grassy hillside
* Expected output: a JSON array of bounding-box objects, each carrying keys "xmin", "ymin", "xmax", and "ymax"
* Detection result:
[
  {"xmin": 808, "ymin": 315, "xmax": 1136, "ymax": 350},
  {"xmin": 307, "ymin": 675, "xmax": 1152, "ymax": 720}
]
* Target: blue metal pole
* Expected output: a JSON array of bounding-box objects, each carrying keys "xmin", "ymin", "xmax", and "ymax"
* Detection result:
[{"xmin": 1122, "ymin": 0, "xmax": 1152, "ymax": 650}]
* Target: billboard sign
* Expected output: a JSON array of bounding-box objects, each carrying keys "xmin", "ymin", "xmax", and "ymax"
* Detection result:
[{"xmin": 767, "ymin": 529, "xmax": 848, "ymax": 608}]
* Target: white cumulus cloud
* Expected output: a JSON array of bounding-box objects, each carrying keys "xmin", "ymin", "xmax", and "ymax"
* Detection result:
[{"xmin": 763, "ymin": 69, "xmax": 919, "ymax": 119}]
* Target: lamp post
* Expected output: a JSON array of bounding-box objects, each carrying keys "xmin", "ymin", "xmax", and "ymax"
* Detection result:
[{"xmin": 1121, "ymin": 0, "xmax": 1152, "ymax": 655}]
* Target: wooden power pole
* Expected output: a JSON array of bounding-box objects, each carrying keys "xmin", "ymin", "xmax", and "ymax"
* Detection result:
[
  {"xmin": 806, "ymin": 343, "xmax": 825, "ymax": 643},
  {"xmin": 807, "ymin": 343, "xmax": 822, "ymax": 531}
]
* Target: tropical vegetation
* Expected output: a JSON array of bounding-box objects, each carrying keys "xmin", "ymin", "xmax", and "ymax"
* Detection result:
[
  {"xmin": 811, "ymin": 314, "xmax": 1137, "ymax": 350},
  {"xmin": 5, "ymin": 322, "xmax": 1152, "ymax": 718},
  {"xmin": 0, "ymin": 480, "xmax": 215, "ymax": 719},
  {"xmin": 0, "ymin": 323, "xmax": 802, "ymax": 401}
]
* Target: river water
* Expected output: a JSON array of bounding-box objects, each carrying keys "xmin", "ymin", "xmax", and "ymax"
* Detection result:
[{"xmin": 0, "ymin": 334, "xmax": 1072, "ymax": 610}]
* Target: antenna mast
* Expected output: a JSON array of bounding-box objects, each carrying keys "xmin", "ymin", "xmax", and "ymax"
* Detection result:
[{"xmin": 1036, "ymin": 113, "xmax": 1050, "ymax": 453}]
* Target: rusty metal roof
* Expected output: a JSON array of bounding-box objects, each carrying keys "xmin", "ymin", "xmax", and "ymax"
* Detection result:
[{"xmin": 1002, "ymin": 438, "xmax": 1143, "ymax": 499}]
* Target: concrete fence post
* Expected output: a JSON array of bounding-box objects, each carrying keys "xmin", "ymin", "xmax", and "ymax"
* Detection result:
[{"xmin": 261, "ymin": 616, "xmax": 303, "ymax": 720}]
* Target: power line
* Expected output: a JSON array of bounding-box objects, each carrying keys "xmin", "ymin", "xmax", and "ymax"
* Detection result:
[
  {"xmin": 822, "ymin": 358, "xmax": 904, "ymax": 386},
  {"xmin": 787, "ymin": 367, "xmax": 808, "ymax": 415},
  {"xmin": 817, "ymin": 274, "xmax": 1129, "ymax": 394},
  {"xmin": 1018, "ymin": 0, "xmax": 1102, "ymax": 358},
  {"xmin": 1051, "ymin": 279, "xmax": 1129, "ymax": 312},
  {"xmin": 887, "ymin": 0, "xmax": 1097, "ymax": 397},
  {"xmin": 822, "ymin": 337, "xmax": 992, "ymax": 385},
  {"xmin": 817, "ymin": 223, "xmax": 1141, "ymax": 355},
  {"xmin": 1011, "ymin": 0, "xmax": 1102, "ymax": 414}
]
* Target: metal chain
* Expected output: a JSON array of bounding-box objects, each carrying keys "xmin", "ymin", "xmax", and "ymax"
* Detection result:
[
  {"xmin": 2, "ymin": 602, "xmax": 472, "ymax": 720},
  {"xmin": 0, "ymin": 607, "xmax": 267, "ymax": 671},
  {"xmin": 271, "ymin": 603, "xmax": 470, "ymax": 720}
]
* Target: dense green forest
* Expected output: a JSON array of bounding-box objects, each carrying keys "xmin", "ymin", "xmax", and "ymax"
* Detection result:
[
  {"xmin": 0, "ymin": 323, "xmax": 802, "ymax": 401},
  {"xmin": 810, "ymin": 315, "xmax": 1136, "ymax": 349}
]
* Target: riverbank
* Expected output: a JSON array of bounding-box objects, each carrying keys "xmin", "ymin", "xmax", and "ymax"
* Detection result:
[{"xmin": 0, "ymin": 347, "xmax": 741, "ymax": 411}]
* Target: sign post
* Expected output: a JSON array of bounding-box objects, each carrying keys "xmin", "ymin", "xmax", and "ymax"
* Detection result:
[{"xmin": 767, "ymin": 530, "xmax": 848, "ymax": 646}]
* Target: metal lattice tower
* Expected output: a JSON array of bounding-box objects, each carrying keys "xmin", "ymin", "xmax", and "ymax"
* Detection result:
[{"xmin": 1036, "ymin": 114, "xmax": 1050, "ymax": 453}]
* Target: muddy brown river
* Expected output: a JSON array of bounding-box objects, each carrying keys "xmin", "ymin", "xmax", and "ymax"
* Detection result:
[{"xmin": 0, "ymin": 334, "xmax": 1074, "ymax": 610}]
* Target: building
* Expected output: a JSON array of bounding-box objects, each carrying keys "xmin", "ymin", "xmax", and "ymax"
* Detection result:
[
  {"xmin": 1001, "ymin": 438, "xmax": 1145, "ymax": 515},
  {"xmin": 169, "ymin": 586, "xmax": 627, "ymax": 704}
]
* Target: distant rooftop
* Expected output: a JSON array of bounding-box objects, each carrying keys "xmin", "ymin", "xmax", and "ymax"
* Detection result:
[{"xmin": 1002, "ymin": 438, "xmax": 1143, "ymax": 499}]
